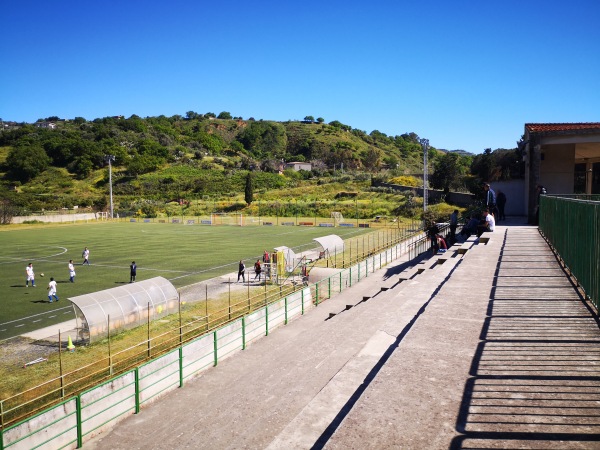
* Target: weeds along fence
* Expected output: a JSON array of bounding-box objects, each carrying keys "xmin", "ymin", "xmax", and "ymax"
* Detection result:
[
  {"xmin": 0, "ymin": 225, "xmax": 425, "ymax": 444},
  {"xmin": 539, "ymin": 195, "xmax": 600, "ymax": 311}
]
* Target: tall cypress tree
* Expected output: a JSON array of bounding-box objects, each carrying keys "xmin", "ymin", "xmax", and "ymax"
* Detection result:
[{"xmin": 244, "ymin": 172, "xmax": 254, "ymax": 205}]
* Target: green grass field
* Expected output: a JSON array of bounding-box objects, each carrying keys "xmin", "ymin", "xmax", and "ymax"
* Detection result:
[{"xmin": 0, "ymin": 221, "xmax": 371, "ymax": 339}]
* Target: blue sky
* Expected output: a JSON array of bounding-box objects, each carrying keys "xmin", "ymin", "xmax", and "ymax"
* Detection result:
[{"xmin": 2, "ymin": 1, "xmax": 599, "ymax": 153}]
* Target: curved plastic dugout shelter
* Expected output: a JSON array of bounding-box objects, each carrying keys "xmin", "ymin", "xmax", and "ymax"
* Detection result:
[
  {"xmin": 69, "ymin": 276, "xmax": 179, "ymax": 344},
  {"xmin": 312, "ymin": 234, "xmax": 345, "ymax": 257}
]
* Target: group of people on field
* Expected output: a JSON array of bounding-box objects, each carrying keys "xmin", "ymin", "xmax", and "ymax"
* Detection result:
[
  {"xmin": 26, "ymin": 247, "xmax": 138, "ymax": 303},
  {"xmin": 237, "ymin": 250, "xmax": 271, "ymax": 283}
]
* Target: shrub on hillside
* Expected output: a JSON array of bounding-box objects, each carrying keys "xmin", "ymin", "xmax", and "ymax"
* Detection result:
[{"xmin": 389, "ymin": 175, "xmax": 420, "ymax": 187}]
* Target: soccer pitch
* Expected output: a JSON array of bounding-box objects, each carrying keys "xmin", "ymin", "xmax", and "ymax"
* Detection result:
[{"xmin": 0, "ymin": 222, "xmax": 370, "ymax": 339}]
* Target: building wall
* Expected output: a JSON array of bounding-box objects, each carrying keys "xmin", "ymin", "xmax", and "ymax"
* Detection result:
[
  {"xmin": 540, "ymin": 144, "xmax": 575, "ymax": 194},
  {"xmin": 488, "ymin": 179, "xmax": 526, "ymax": 216}
]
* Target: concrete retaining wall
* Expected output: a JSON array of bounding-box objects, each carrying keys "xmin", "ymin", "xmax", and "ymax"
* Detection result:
[
  {"xmin": 138, "ymin": 351, "xmax": 180, "ymax": 406},
  {"xmin": 12, "ymin": 213, "xmax": 103, "ymax": 224},
  {"xmin": 216, "ymin": 321, "xmax": 244, "ymax": 361},
  {"xmin": 3, "ymin": 399, "xmax": 78, "ymax": 450},
  {"xmin": 182, "ymin": 333, "xmax": 214, "ymax": 380},
  {"xmin": 373, "ymin": 182, "xmax": 475, "ymax": 206},
  {"xmin": 80, "ymin": 371, "xmax": 136, "ymax": 441}
]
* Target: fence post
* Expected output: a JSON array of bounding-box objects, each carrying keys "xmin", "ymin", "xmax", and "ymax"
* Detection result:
[
  {"xmin": 242, "ymin": 316, "xmax": 246, "ymax": 350},
  {"xmin": 339, "ymin": 272, "xmax": 342, "ymax": 292},
  {"xmin": 349, "ymin": 267, "xmax": 352, "ymax": 287},
  {"xmin": 76, "ymin": 395, "xmax": 83, "ymax": 448},
  {"xmin": 108, "ymin": 315, "xmax": 113, "ymax": 376},
  {"xmin": 265, "ymin": 303, "xmax": 269, "ymax": 336},
  {"xmin": 302, "ymin": 288, "xmax": 305, "ymax": 313},
  {"xmin": 134, "ymin": 368, "xmax": 140, "ymax": 414},
  {"xmin": 328, "ymin": 277, "xmax": 331, "ymax": 299},
  {"xmin": 285, "ymin": 297, "xmax": 288, "ymax": 325},
  {"xmin": 1, "ymin": 400, "xmax": 5, "ymax": 449},
  {"xmin": 179, "ymin": 347, "xmax": 184, "ymax": 388},
  {"xmin": 147, "ymin": 302, "xmax": 152, "ymax": 358},
  {"xmin": 213, "ymin": 331, "xmax": 218, "ymax": 367},
  {"xmin": 314, "ymin": 283, "xmax": 318, "ymax": 307},
  {"xmin": 59, "ymin": 329, "xmax": 64, "ymax": 398}
]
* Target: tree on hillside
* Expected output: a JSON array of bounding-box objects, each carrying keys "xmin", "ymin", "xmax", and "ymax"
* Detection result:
[
  {"xmin": 0, "ymin": 197, "xmax": 17, "ymax": 224},
  {"xmin": 430, "ymin": 152, "xmax": 467, "ymax": 195},
  {"xmin": 244, "ymin": 172, "xmax": 254, "ymax": 205},
  {"xmin": 470, "ymin": 148, "xmax": 496, "ymax": 182},
  {"xmin": 361, "ymin": 147, "xmax": 383, "ymax": 171},
  {"xmin": 6, "ymin": 144, "xmax": 51, "ymax": 182},
  {"xmin": 236, "ymin": 121, "xmax": 287, "ymax": 158},
  {"xmin": 217, "ymin": 111, "xmax": 232, "ymax": 120},
  {"xmin": 317, "ymin": 117, "xmax": 324, "ymax": 123},
  {"xmin": 303, "ymin": 116, "xmax": 315, "ymax": 123}
]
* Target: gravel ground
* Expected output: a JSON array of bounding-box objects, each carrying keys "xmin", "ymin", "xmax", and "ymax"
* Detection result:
[{"xmin": 0, "ymin": 336, "xmax": 59, "ymax": 369}]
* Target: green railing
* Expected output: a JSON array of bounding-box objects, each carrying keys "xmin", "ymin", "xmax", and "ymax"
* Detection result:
[
  {"xmin": 1, "ymin": 230, "xmax": 425, "ymax": 448},
  {"xmin": 539, "ymin": 195, "xmax": 600, "ymax": 311}
]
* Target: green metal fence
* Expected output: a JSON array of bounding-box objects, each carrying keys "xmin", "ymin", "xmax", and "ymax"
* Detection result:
[
  {"xmin": 539, "ymin": 195, "xmax": 600, "ymax": 311},
  {"xmin": 1, "ymin": 231, "xmax": 426, "ymax": 449}
]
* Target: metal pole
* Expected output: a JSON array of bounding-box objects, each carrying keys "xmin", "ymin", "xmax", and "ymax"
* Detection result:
[
  {"xmin": 420, "ymin": 138, "xmax": 429, "ymax": 212},
  {"xmin": 108, "ymin": 315, "xmax": 112, "ymax": 375},
  {"xmin": 59, "ymin": 329, "xmax": 64, "ymax": 398},
  {"xmin": 105, "ymin": 155, "xmax": 115, "ymax": 219},
  {"xmin": 205, "ymin": 284, "xmax": 209, "ymax": 331},
  {"xmin": 147, "ymin": 302, "xmax": 151, "ymax": 358},
  {"xmin": 178, "ymin": 293, "xmax": 182, "ymax": 345}
]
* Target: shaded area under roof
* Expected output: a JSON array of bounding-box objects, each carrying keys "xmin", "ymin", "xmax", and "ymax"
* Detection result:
[{"xmin": 69, "ymin": 276, "xmax": 179, "ymax": 344}]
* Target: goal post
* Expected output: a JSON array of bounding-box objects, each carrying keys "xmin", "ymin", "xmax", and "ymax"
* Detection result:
[
  {"xmin": 331, "ymin": 211, "xmax": 344, "ymax": 226},
  {"xmin": 210, "ymin": 213, "xmax": 243, "ymax": 226}
]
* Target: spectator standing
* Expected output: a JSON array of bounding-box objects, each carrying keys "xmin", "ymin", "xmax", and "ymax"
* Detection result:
[
  {"xmin": 497, "ymin": 191, "xmax": 507, "ymax": 221},
  {"xmin": 254, "ymin": 259, "xmax": 262, "ymax": 281},
  {"xmin": 68, "ymin": 260, "xmax": 76, "ymax": 283},
  {"xmin": 130, "ymin": 261, "xmax": 137, "ymax": 283},
  {"xmin": 25, "ymin": 263, "xmax": 36, "ymax": 287},
  {"xmin": 82, "ymin": 247, "xmax": 90, "ymax": 265},
  {"xmin": 449, "ymin": 210, "xmax": 459, "ymax": 244},
  {"xmin": 484, "ymin": 183, "xmax": 499, "ymax": 219},
  {"xmin": 47, "ymin": 277, "xmax": 59, "ymax": 302},
  {"xmin": 237, "ymin": 260, "xmax": 246, "ymax": 283}
]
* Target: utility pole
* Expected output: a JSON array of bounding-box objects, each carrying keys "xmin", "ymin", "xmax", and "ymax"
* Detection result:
[
  {"xmin": 420, "ymin": 139, "xmax": 429, "ymax": 212},
  {"xmin": 105, "ymin": 155, "xmax": 116, "ymax": 219}
]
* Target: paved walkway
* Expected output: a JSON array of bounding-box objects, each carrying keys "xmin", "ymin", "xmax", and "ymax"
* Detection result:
[{"xmin": 87, "ymin": 219, "xmax": 600, "ymax": 450}]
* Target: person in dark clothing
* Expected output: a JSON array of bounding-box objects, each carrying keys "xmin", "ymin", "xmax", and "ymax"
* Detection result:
[
  {"xmin": 461, "ymin": 215, "xmax": 480, "ymax": 238},
  {"xmin": 496, "ymin": 191, "xmax": 507, "ymax": 221},
  {"xmin": 427, "ymin": 223, "xmax": 440, "ymax": 254},
  {"xmin": 483, "ymin": 183, "xmax": 499, "ymax": 220},
  {"xmin": 130, "ymin": 261, "xmax": 137, "ymax": 283},
  {"xmin": 237, "ymin": 260, "xmax": 246, "ymax": 283},
  {"xmin": 254, "ymin": 259, "xmax": 262, "ymax": 281}
]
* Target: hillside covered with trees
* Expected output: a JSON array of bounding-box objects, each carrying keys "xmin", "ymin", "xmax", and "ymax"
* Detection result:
[{"xmin": 0, "ymin": 112, "xmax": 523, "ymax": 219}]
